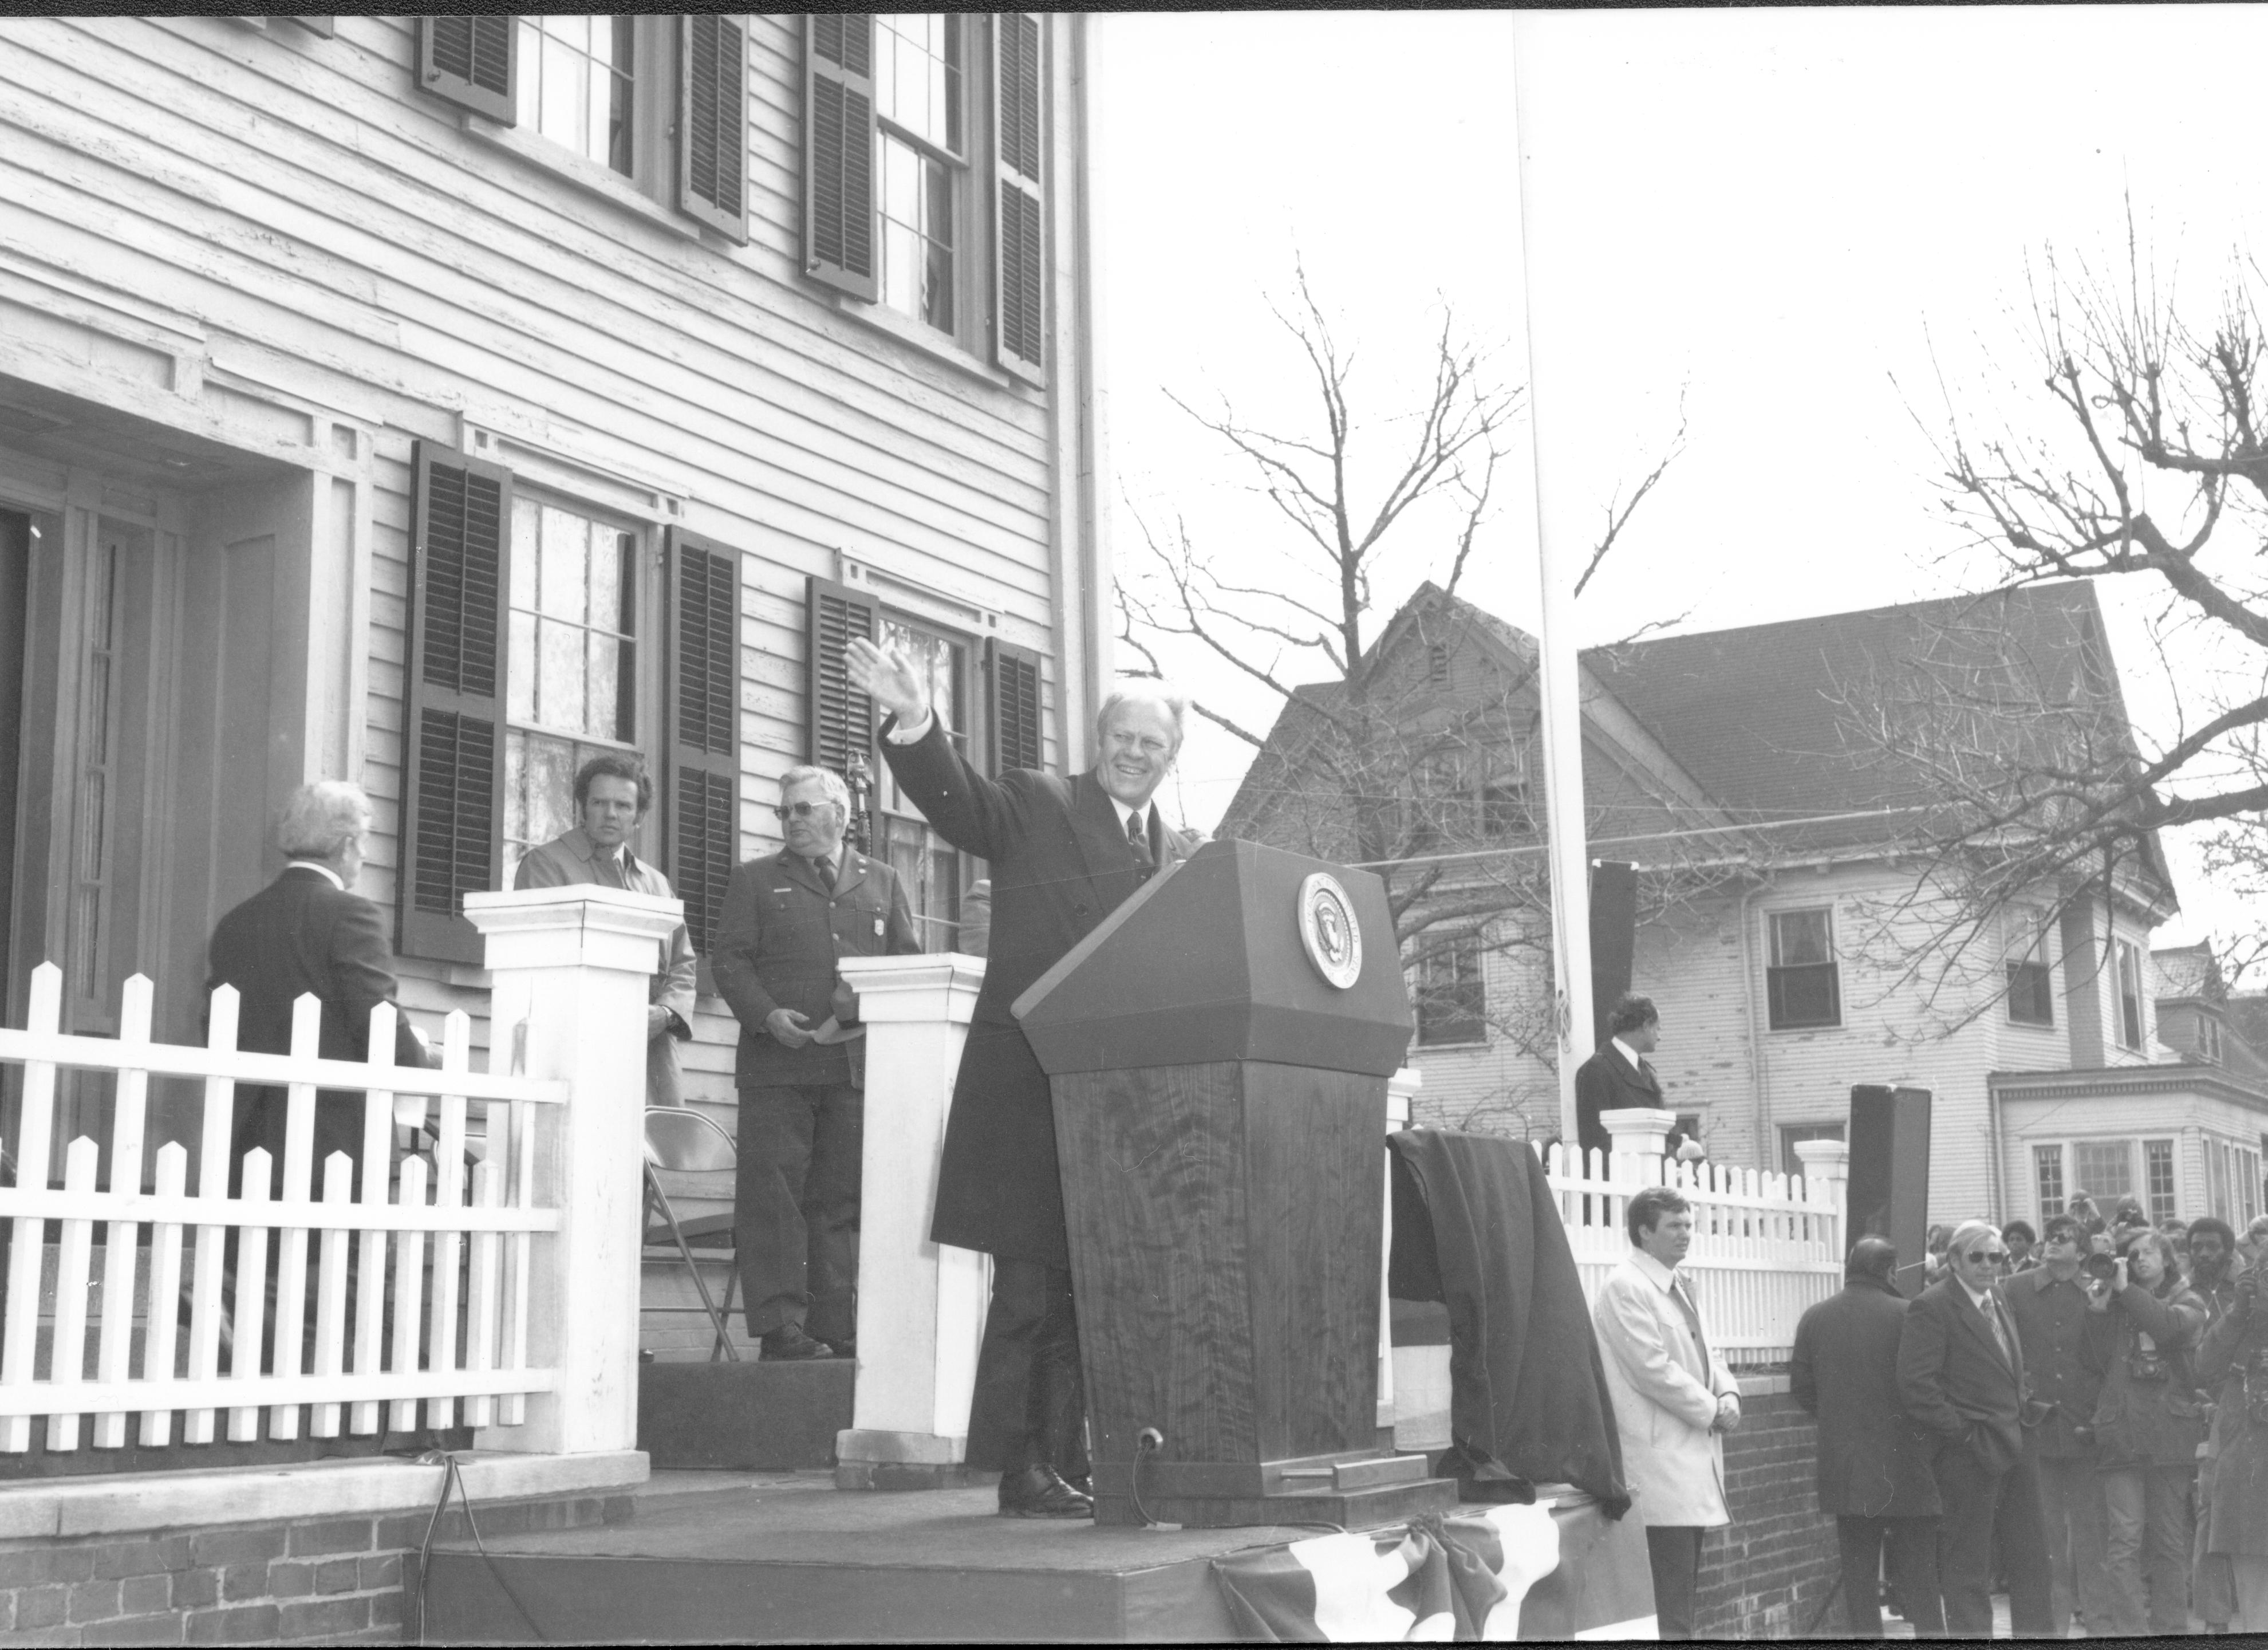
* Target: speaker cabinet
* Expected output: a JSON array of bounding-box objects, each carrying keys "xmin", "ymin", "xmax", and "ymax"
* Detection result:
[
  {"xmin": 1847, "ymin": 1085, "xmax": 1932, "ymax": 1297},
  {"xmin": 1588, "ymin": 860, "xmax": 1639, "ymax": 1048}
]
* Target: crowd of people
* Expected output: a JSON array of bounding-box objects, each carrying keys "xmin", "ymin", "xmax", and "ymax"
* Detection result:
[{"xmin": 1793, "ymin": 1198, "xmax": 2268, "ymax": 1638}]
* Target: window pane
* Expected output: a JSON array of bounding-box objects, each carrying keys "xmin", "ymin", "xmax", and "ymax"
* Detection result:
[
  {"xmin": 2034, "ymin": 1144, "xmax": 2065, "ymax": 1218},
  {"xmin": 589, "ymin": 527, "xmax": 622, "ymax": 637},
  {"xmin": 538, "ymin": 507, "xmax": 588, "ymax": 622},
  {"xmin": 2008, "ymin": 961, "xmax": 2054, "ymax": 1026},
  {"xmin": 2144, "ymin": 1139, "xmax": 2176, "ymax": 1223},
  {"xmin": 876, "ymin": 14, "xmax": 961, "ymax": 153},
  {"xmin": 1771, "ymin": 909, "xmax": 1832, "ymax": 966},
  {"xmin": 536, "ymin": 617, "xmax": 586, "ymax": 731},
  {"xmin": 526, "ymin": 16, "xmax": 634, "ymax": 176},
  {"xmin": 2072, "ymin": 1140, "xmax": 2133, "ymax": 1201},
  {"xmin": 1768, "ymin": 962, "xmax": 1840, "ymax": 1029},
  {"xmin": 506, "ymin": 611, "xmax": 537, "ymax": 722}
]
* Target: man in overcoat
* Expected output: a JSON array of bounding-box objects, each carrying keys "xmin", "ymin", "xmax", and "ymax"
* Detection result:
[
  {"xmin": 1572, "ymin": 992, "xmax": 1663, "ymax": 1162},
  {"xmin": 1896, "ymin": 1218, "xmax": 2053, "ymax": 1637},
  {"xmin": 1591, "ymin": 1183, "xmax": 1741, "ymax": 1639},
  {"xmin": 849, "ymin": 637, "xmax": 1195, "ymax": 1519},
  {"xmin": 1790, "ymin": 1237, "xmax": 1943, "ymax": 1636},
  {"xmin": 711, "ymin": 764, "xmax": 918, "ymax": 1360},
  {"xmin": 512, "ymin": 753, "xmax": 697, "ymax": 1107}
]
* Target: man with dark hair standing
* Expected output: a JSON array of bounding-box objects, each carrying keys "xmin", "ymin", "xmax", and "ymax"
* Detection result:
[
  {"xmin": 1792, "ymin": 1238, "xmax": 1943, "ymax": 1637},
  {"xmin": 2002, "ymin": 1219, "xmax": 2038, "ymax": 1274},
  {"xmin": 1592, "ymin": 1183, "xmax": 1740, "ymax": 1639},
  {"xmin": 1999, "ymin": 1212, "xmax": 2115, "ymax": 1635},
  {"xmin": 1898, "ymin": 1219, "xmax": 2053, "ymax": 1637},
  {"xmin": 1573, "ymin": 993, "xmax": 1663, "ymax": 1163},
  {"xmin": 849, "ymin": 638, "xmax": 1197, "ymax": 1520},
  {"xmin": 514, "ymin": 753, "xmax": 697, "ymax": 1107},
  {"xmin": 712, "ymin": 764, "xmax": 918, "ymax": 1361}
]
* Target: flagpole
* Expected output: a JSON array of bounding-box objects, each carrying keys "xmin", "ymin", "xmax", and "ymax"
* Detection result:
[{"xmin": 1510, "ymin": 17, "xmax": 1595, "ymax": 1153}]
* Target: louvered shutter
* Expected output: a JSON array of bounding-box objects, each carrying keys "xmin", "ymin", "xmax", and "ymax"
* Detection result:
[
  {"xmin": 991, "ymin": 13, "xmax": 1047, "ymax": 385},
  {"xmin": 666, "ymin": 531, "xmax": 741, "ymax": 960},
  {"xmin": 805, "ymin": 576, "xmax": 877, "ymax": 781},
  {"xmin": 802, "ymin": 15, "xmax": 877, "ymax": 300},
  {"xmin": 419, "ymin": 16, "xmax": 517, "ymax": 125},
  {"xmin": 678, "ymin": 15, "xmax": 749, "ymax": 242},
  {"xmin": 987, "ymin": 639, "xmax": 1043, "ymax": 775},
  {"xmin": 400, "ymin": 443, "xmax": 512, "ymax": 964}
]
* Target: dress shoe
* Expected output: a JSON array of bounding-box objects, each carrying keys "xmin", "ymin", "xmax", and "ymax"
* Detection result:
[
  {"xmin": 759, "ymin": 1324, "xmax": 828, "ymax": 1361},
  {"xmin": 1063, "ymin": 1472, "xmax": 1092, "ymax": 1497},
  {"xmin": 997, "ymin": 1464, "xmax": 1093, "ymax": 1519},
  {"xmin": 821, "ymin": 1334, "xmax": 855, "ymax": 1360}
]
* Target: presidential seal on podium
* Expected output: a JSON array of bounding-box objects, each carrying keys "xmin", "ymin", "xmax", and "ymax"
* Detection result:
[{"xmin": 1297, "ymin": 870, "xmax": 1362, "ymax": 989}]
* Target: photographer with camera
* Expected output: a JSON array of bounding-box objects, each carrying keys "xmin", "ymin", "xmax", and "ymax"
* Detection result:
[
  {"xmin": 2082, "ymin": 1226, "xmax": 2207, "ymax": 1636},
  {"xmin": 2195, "ymin": 1216, "xmax": 2268, "ymax": 1632},
  {"xmin": 2003, "ymin": 1214, "xmax": 2119, "ymax": 1633}
]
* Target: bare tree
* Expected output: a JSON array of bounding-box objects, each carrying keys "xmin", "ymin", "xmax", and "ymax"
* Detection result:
[
  {"xmin": 1116, "ymin": 266, "xmax": 1702, "ymax": 1056},
  {"xmin": 1887, "ymin": 216, "xmax": 2268, "ymax": 990}
]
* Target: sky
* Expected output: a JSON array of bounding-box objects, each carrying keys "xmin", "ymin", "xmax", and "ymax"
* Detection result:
[{"xmin": 1093, "ymin": 6, "xmax": 2268, "ymax": 956}]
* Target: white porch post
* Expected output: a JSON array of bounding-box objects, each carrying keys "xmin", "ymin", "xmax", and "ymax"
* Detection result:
[
  {"xmin": 1601, "ymin": 1106, "xmax": 1677, "ymax": 1170},
  {"xmin": 833, "ymin": 953, "xmax": 989, "ymax": 1488},
  {"xmin": 464, "ymin": 885, "xmax": 682, "ymax": 1456},
  {"xmin": 1379, "ymin": 1067, "xmax": 1419, "ymax": 1433},
  {"xmin": 1795, "ymin": 1137, "xmax": 1851, "ymax": 1258}
]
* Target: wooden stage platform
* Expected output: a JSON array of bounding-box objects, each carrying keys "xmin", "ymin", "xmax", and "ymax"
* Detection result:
[{"xmin": 412, "ymin": 1468, "xmax": 1652, "ymax": 1643}]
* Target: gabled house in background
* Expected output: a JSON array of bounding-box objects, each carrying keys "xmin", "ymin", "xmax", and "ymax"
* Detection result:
[
  {"xmin": 1224, "ymin": 578, "xmax": 2266, "ymax": 1228},
  {"xmin": 0, "ymin": 15, "xmax": 1107, "ymax": 1348}
]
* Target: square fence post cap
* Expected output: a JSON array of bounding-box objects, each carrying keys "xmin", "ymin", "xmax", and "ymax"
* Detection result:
[{"xmin": 463, "ymin": 885, "xmax": 684, "ymax": 974}]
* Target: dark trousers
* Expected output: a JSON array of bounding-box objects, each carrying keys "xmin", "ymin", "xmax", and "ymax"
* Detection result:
[
  {"xmin": 734, "ymin": 1084, "xmax": 863, "ymax": 1343},
  {"xmin": 2034, "ymin": 1449, "xmax": 2112, "ymax": 1632},
  {"xmin": 1929, "ymin": 1438, "xmax": 2052, "ymax": 1637},
  {"xmin": 1644, "ymin": 1525, "xmax": 1703, "ymax": 1640},
  {"xmin": 966, "ymin": 1258, "xmax": 1087, "ymax": 1476},
  {"xmin": 1835, "ymin": 1514, "xmax": 1942, "ymax": 1637}
]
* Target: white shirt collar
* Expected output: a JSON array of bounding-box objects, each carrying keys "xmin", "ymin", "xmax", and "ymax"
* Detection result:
[
  {"xmin": 1110, "ymin": 796, "xmax": 1150, "ymax": 836},
  {"xmin": 1611, "ymin": 1036, "xmax": 1645, "ymax": 1069},
  {"xmin": 1629, "ymin": 1248, "xmax": 1681, "ymax": 1291},
  {"xmin": 286, "ymin": 859, "xmax": 345, "ymax": 891},
  {"xmin": 1958, "ymin": 1276, "xmax": 1997, "ymax": 1314}
]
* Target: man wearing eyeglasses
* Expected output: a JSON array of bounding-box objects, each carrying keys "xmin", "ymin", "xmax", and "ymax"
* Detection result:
[
  {"xmin": 712, "ymin": 765, "xmax": 919, "ymax": 1361},
  {"xmin": 1897, "ymin": 1218, "xmax": 2053, "ymax": 1636}
]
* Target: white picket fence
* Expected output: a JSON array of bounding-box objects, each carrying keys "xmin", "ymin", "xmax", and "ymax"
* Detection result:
[
  {"xmin": 0, "ymin": 962, "xmax": 569, "ymax": 1454},
  {"xmin": 1541, "ymin": 1142, "xmax": 1844, "ymax": 1365}
]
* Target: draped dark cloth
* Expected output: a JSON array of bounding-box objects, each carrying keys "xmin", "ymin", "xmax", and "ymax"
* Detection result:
[{"xmin": 1387, "ymin": 1128, "xmax": 1631, "ymax": 1515}]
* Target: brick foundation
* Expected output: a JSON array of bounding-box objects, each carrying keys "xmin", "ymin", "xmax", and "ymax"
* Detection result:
[
  {"xmin": 1694, "ymin": 1380, "xmax": 1841, "ymax": 1638},
  {"xmin": 0, "ymin": 1488, "xmax": 631, "ymax": 1646}
]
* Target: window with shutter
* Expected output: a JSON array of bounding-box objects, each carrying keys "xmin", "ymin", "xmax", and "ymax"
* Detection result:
[
  {"xmin": 666, "ymin": 532, "xmax": 741, "ymax": 959},
  {"xmin": 419, "ymin": 15, "xmax": 518, "ymax": 125},
  {"xmin": 987, "ymin": 639, "xmax": 1042, "ymax": 774},
  {"xmin": 991, "ymin": 11, "xmax": 1046, "ymax": 384},
  {"xmin": 805, "ymin": 575, "xmax": 877, "ymax": 778},
  {"xmin": 400, "ymin": 443, "xmax": 512, "ymax": 964},
  {"xmin": 677, "ymin": 14, "xmax": 748, "ymax": 241},
  {"xmin": 804, "ymin": 15, "xmax": 878, "ymax": 300}
]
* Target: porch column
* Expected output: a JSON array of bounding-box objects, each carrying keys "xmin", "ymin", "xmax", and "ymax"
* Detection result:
[
  {"xmin": 1380, "ymin": 1067, "xmax": 1419, "ymax": 1433},
  {"xmin": 833, "ymin": 953, "xmax": 988, "ymax": 1489},
  {"xmin": 464, "ymin": 884, "xmax": 683, "ymax": 1456}
]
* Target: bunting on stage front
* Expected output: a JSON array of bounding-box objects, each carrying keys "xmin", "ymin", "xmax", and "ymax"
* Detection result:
[{"xmin": 1210, "ymin": 1503, "xmax": 1560, "ymax": 1641}]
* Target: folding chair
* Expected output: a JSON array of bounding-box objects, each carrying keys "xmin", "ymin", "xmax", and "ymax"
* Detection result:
[{"xmin": 641, "ymin": 1105, "xmax": 743, "ymax": 1362}]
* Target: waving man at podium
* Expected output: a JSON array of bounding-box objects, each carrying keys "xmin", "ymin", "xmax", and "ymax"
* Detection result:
[{"xmin": 848, "ymin": 638, "xmax": 1197, "ymax": 1519}]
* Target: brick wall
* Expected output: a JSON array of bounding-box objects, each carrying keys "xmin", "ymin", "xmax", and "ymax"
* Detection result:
[
  {"xmin": 0, "ymin": 1488, "xmax": 629, "ymax": 1646},
  {"xmin": 1695, "ymin": 1384, "xmax": 1840, "ymax": 1639}
]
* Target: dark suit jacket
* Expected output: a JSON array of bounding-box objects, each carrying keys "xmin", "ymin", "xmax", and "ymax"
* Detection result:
[
  {"xmin": 1792, "ymin": 1277, "xmax": 1942, "ymax": 1517},
  {"xmin": 514, "ymin": 828, "xmax": 698, "ymax": 1106},
  {"xmin": 1897, "ymin": 1277, "xmax": 2027, "ymax": 1475},
  {"xmin": 711, "ymin": 846, "xmax": 918, "ymax": 1088},
  {"xmin": 1572, "ymin": 1041, "xmax": 1661, "ymax": 1160},
  {"xmin": 878, "ymin": 716, "xmax": 1193, "ymax": 1266},
  {"xmin": 206, "ymin": 865, "xmax": 433, "ymax": 1179}
]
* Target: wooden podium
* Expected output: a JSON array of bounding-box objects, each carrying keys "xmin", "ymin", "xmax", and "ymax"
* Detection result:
[{"xmin": 1015, "ymin": 839, "xmax": 1458, "ymax": 1529}]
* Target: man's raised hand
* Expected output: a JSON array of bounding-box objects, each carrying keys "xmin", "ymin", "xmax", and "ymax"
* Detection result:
[{"xmin": 847, "ymin": 637, "xmax": 928, "ymax": 726}]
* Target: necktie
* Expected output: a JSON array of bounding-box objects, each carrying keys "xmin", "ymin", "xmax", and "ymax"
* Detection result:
[
  {"xmin": 1984, "ymin": 1294, "xmax": 2015, "ymax": 1369},
  {"xmin": 1126, "ymin": 806, "xmax": 1153, "ymax": 869},
  {"xmin": 1669, "ymin": 1274, "xmax": 1712, "ymax": 1375},
  {"xmin": 815, "ymin": 855, "xmax": 837, "ymax": 891}
]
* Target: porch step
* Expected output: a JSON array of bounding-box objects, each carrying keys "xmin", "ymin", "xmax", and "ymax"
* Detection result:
[{"xmin": 637, "ymin": 1358, "xmax": 853, "ymax": 1471}]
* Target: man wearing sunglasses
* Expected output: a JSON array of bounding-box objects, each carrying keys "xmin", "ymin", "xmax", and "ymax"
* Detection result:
[
  {"xmin": 712, "ymin": 765, "xmax": 918, "ymax": 1361},
  {"xmin": 1898, "ymin": 1219, "xmax": 2053, "ymax": 1636}
]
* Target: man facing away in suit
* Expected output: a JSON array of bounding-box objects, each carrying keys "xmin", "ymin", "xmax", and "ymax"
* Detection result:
[
  {"xmin": 512, "ymin": 753, "xmax": 697, "ymax": 1108},
  {"xmin": 847, "ymin": 636, "xmax": 1196, "ymax": 1521},
  {"xmin": 1896, "ymin": 1217, "xmax": 2053, "ymax": 1637},
  {"xmin": 207, "ymin": 780, "xmax": 436, "ymax": 1188},
  {"xmin": 1591, "ymin": 1183, "xmax": 1742, "ymax": 1639},
  {"xmin": 710, "ymin": 764, "xmax": 917, "ymax": 1361},
  {"xmin": 1573, "ymin": 993, "xmax": 1663, "ymax": 1164},
  {"xmin": 1791, "ymin": 1237, "xmax": 1944, "ymax": 1637}
]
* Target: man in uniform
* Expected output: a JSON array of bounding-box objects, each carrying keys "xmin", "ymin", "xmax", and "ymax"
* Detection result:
[
  {"xmin": 849, "ymin": 636, "xmax": 1195, "ymax": 1519},
  {"xmin": 711, "ymin": 765, "xmax": 917, "ymax": 1360}
]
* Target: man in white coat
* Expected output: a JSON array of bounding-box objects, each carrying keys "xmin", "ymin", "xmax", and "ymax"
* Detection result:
[{"xmin": 1592, "ymin": 1183, "xmax": 1742, "ymax": 1640}]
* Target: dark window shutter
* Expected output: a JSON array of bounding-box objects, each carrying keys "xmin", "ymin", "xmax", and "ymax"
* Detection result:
[
  {"xmin": 805, "ymin": 575, "xmax": 876, "ymax": 779},
  {"xmin": 803, "ymin": 15, "xmax": 877, "ymax": 300},
  {"xmin": 987, "ymin": 639, "xmax": 1042, "ymax": 775},
  {"xmin": 419, "ymin": 15, "xmax": 517, "ymax": 125},
  {"xmin": 991, "ymin": 13, "xmax": 1046, "ymax": 385},
  {"xmin": 400, "ymin": 443, "xmax": 512, "ymax": 965},
  {"xmin": 678, "ymin": 14, "xmax": 749, "ymax": 242},
  {"xmin": 666, "ymin": 531, "xmax": 741, "ymax": 959}
]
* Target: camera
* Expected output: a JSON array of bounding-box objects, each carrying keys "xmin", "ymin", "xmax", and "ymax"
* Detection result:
[
  {"xmin": 2126, "ymin": 1346, "xmax": 2169, "ymax": 1383},
  {"xmin": 2081, "ymin": 1251, "xmax": 2121, "ymax": 1284}
]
